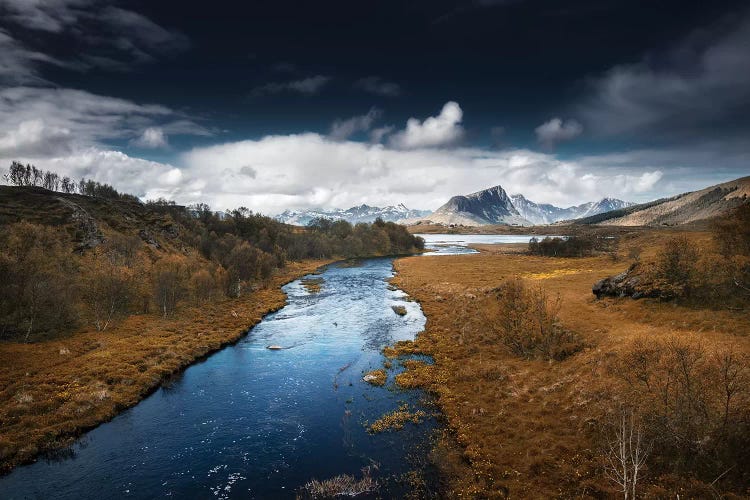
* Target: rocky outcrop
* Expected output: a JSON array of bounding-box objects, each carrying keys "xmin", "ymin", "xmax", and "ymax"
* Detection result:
[
  {"xmin": 592, "ymin": 264, "xmax": 661, "ymax": 299},
  {"xmin": 56, "ymin": 197, "xmax": 104, "ymax": 251},
  {"xmin": 139, "ymin": 228, "xmax": 161, "ymax": 248}
]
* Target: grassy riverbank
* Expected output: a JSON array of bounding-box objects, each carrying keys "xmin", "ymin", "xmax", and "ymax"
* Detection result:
[
  {"xmin": 0, "ymin": 259, "xmax": 331, "ymax": 474},
  {"xmin": 391, "ymin": 229, "xmax": 750, "ymax": 497}
]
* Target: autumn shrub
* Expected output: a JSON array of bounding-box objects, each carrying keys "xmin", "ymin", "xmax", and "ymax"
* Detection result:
[
  {"xmin": 153, "ymin": 255, "xmax": 190, "ymax": 317},
  {"xmin": 653, "ymin": 236, "xmax": 701, "ymax": 299},
  {"xmin": 80, "ymin": 236, "xmax": 146, "ymax": 330},
  {"xmin": 484, "ymin": 278, "xmax": 582, "ymax": 361},
  {"xmin": 0, "ymin": 222, "xmax": 79, "ymax": 340},
  {"xmin": 528, "ymin": 235, "xmax": 605, "ymax": 258},
  {"xmin": 611, "ymin": 338, "xmax": 750, "ymax": 490},
  {"xmin": 81, "ymin": 259, "xmax": 135, "ymax": 331},
  {"xmin": 713, "ymin": 203, "xmax": 750, "ymax": 299},
  {"xmin": 190, "ymin": 268, "xmax": 217, "ymax": 304}
]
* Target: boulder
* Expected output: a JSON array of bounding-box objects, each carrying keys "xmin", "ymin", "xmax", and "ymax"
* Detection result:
[{"xmin": 592, "ymin": 264, "xmax": 661, "ymax": 299}]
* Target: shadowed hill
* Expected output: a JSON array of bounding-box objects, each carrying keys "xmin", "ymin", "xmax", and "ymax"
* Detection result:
[{"xmin": 0, "ymin": 186, "xmax": 187, "ymax": 252}]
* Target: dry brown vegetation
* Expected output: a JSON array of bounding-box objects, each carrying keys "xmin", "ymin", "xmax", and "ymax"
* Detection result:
[
  {"xmin": 363, "ymin": 369, "xmax": 387, "ymax": 386},
  {"xmin": 390, "ymin": 227, "xmax": 750, "ymax": 498},
  {"xmin": 0, "ymin": 258, "xmax": 329, "ymax": 473},
  {"xmin": 367, "ymin": 404, "xmax": 428, "ymax": 434},
  {"xmin": 298, "ymin": 465, "xmax": 379, "ymax": 499}
]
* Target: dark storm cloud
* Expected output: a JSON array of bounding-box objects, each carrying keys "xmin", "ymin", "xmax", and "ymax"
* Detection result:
[
  {"xmin": 251, "ymin": 76, "xmax": 332, "ymax": 97},
  {"xmin": 433, "ymin": 0, "xmax": 525, "ymax": 24},
  {"xmin": 578, "ymin": 8, "xmax": 750, "ymax": 139},
  {"xmin": 354, "ymin": 77, "xmax": 402, "ymax": 97},
  {"xmin": 0, "ymin": 28, "xmax": 70, "ymax": 84},
  {"xmin": 270, "ymin": 62, "xmax": 297, "ymax": 73},
  {"xmin": 0, "ymin": 0, "xmax": 189, "ymax": 72}
]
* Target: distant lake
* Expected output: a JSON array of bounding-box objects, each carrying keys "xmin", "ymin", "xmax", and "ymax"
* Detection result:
[{"xmin": 416, "ymin": 233, "xmax": 551, "ymax": 255}]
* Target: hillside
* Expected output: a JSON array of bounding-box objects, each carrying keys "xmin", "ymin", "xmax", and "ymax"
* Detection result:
[
  {"xmin": 0, "ymin": 183, "xmax": 424, "ymax": 343},
  {"xmin": 0, "ymin": 186, "xmax": 192, "ymax": 253},
  {"xmin": 574, "ymin": 176, "xmax": 750, "ymax": 226}
]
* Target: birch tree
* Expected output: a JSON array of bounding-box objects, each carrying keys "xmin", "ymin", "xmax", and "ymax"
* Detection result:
[{"xmin": 605, "ymin": 410, "xmax": 652, "ymax": 499}]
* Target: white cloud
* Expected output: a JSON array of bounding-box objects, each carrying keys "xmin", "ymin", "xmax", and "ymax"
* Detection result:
[
  {"xmin": 251, "ymin": 75, "xmax": 332, "ymax": 96},
  {"xmin": 388, "ymin": 101, "xmax": 464, "ymax": 149},
  {"xmin": 0, "ymin": 86, "xmax": 209, "ymax": 156},
  {"xmin": 354, "ymin": 76, "xmax": 402, "ymax": 97},
  {"xmin": 174, "ymin": 133, "xmax": 668, "ymax": 214},
  {"xmin": 1, "ymin": 147, "xmax": 184, "ymax": 200},
  {"xmin": 370, "ymin": 125, "xmax": 394, "ymax": 144},
  {"xmin": 132, "ymin": 127, "xmax": 168, "ymax": 148},
  {"xmin": 6, "ymin": 127, "xmax": 743, "ymax": 217},
  {"xmin": 329, "ymin": 108, "xmax": 382, "ymax": 140},
  {"xmin": 0, "ymin": 119, "xmax": 74, "ymax": 157},
  {"xmin": 535, "ymin": 117, "xmax": 583, "ymax": 147}
]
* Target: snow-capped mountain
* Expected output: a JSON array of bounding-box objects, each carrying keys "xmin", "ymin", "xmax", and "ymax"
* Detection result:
[
  {"xmin": 510, "ymin": 194, "xmax": 634, "ymax": 225},
  {"xmin": 427, "ymin": 185, "xmax": 532, "ymax": 226},
  {"xmin": 276, "ymin": 204, "xmax": 431, "ymax": 226}
]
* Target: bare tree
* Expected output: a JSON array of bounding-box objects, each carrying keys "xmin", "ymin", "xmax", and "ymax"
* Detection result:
[
  {"xmin": 605, "ymin": 409, "xmax": 652, "ymax": 499},
  {"xmin": 61, "ymin": 176, "xmax": 74, "ymax": 193},
  {"xmin": 31, "ymin": 165, "xmax": 43, "ymax": 186}
]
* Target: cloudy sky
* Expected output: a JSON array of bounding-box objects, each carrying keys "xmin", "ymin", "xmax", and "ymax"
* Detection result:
[{"xmin": 0, "ymin": 0, "xmax": 748, "ymax": 214}]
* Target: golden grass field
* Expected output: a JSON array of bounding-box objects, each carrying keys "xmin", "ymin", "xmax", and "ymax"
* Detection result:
[
  {"xmin": 390, "ymin": 229, "xmax": 750, "ymax": 498},
  {"xmin": 0, "ymin": 259, "xmax": 331, "ymax": 473}
]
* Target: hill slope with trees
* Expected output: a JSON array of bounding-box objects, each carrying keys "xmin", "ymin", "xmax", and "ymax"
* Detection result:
[{"xmin": 0, "ymin": 163, "xmax": 424, "ymax": 341}]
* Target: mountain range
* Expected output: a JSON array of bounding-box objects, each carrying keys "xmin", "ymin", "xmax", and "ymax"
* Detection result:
[
  {"xmin": 510, "ymin": 195, "xmax": 634, "ymax": 225},
  {"xmin": 276, "ymin": 176, "xmax": 750, "ymax": 228},
  {"xmin": 276, "ymin": 204, "xmax": 430, "ymax": 226},
  {"xmin": 413, "ymin": 185, "xmax": 633, "ymax": 226}
]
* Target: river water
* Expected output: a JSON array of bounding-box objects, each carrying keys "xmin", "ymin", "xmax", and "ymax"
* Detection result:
[{"xmin": 0, "ymin": 258, "xmax": 434, "ymax": 499}]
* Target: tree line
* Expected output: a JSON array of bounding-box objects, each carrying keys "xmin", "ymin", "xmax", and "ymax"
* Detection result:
[
  {"xmin": 3, "ymin": 161, "xmax": 139, "ymax": 201},
  {"xmin": 0, "ymin": 163, "xmax": 425, "ymax": 341}
]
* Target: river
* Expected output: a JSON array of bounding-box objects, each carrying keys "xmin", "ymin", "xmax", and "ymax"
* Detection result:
[
  {"xmin": 1, "ymin": 235, "xmax": 541, "ymax": 499},
  {"xmin": 0, "ymin": 258, "xmax": 434, "ymax": 499}
]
